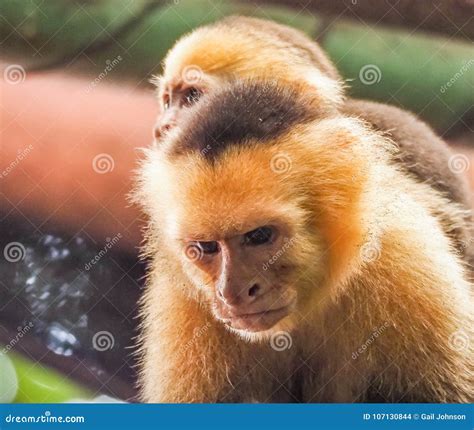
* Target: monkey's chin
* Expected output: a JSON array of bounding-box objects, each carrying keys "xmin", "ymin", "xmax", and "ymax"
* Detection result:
[
  {"xmin": 217, "ymin": 307, "xmax": 295, "ymax": 342},
  {"xmin": 225, "ymin": 315, "xmax": 295, "ymax": 343}
]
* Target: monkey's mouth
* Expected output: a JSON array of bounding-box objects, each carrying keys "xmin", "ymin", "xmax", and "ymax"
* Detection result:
[{"xmin": 216, "ymin": 304, "xmax": 293, "ymax": 332}]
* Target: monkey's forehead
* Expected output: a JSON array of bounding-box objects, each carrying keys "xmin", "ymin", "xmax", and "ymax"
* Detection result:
[{"xmin": 168, "ymin": 80, "xmax": 319, "ymax": 161}]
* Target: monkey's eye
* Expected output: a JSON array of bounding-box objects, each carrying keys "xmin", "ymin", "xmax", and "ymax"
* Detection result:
[
  {"xmin": 197, "ymin": 240, "xmax": 220, "ymax": 254},
  {"xmin": 244, "ymin": 226, "xmax": 274, "ymax": 246},
  {"xmin": 183, "ymin": 87, "xmax": 202, "ymax": 107}
]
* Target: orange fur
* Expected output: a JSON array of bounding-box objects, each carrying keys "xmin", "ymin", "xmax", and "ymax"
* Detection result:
[{"xmin": 135, "ymin": 112, "xmax": 473, "ymax": 402}]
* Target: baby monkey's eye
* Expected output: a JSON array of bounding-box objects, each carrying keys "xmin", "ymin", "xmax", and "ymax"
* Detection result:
[
  {"xmin": 244, "ymin": 226, "xmax": 274, "ymax": 246},
  {"xmin": 197, "ymin": 240, "xmax": 220, "ymax": 254},
  {"xmin": 183, "ymin": 87, "xmax": 202, "ymax": 107}
]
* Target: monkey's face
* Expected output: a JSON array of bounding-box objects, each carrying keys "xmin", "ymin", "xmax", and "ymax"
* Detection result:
[
  {"xmin": 185, "ymin": 223, "xmax": 300, "ymax": 334},
  {"xmin": 176, "ymin": 185, "xmax": 321, "ymax": 339},
  {"xmin": 153, "ymin": 74, "xmax": 220, "ymax": 141},
  {"xmin": 141, "ymin": 142, "xmax": 325, "ymax": 340}
]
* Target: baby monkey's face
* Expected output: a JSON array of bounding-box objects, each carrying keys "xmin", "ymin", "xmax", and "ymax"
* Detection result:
[{"xmin": 154, "ymin": 72, "xmax": 218, "ymax": 141}]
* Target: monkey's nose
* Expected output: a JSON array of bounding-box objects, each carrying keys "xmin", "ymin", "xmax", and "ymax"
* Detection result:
[
  {"xmin": 248, "ymin": 283, "xmax": 261, "ymax": 297},
  {"xmin": 218, "ymin": 282, "xmax": 262, "ymax": 306}
]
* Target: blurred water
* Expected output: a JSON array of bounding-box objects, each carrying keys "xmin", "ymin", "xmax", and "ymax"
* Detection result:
[{"xmin": 0, "ymin": 215, "xmax": 144, "ymax": 398}]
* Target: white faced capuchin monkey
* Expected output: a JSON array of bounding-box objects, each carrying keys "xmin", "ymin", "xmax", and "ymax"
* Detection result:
[
  {"xmin": 135, "ymin": 79, "xmax": 473, "ymax": 403},
  {"xmin": 152, "ymin": 16, "xmax": 473, "ymax": 267}
]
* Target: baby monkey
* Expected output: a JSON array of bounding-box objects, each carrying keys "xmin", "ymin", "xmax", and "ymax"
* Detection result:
[
  {"xmin": 153, "ymin": 16, "xmax": 473, "ymax": 264},
  {"xmin": 135, "ymin": 78, "xmax": 473, "ymax": 403}
]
